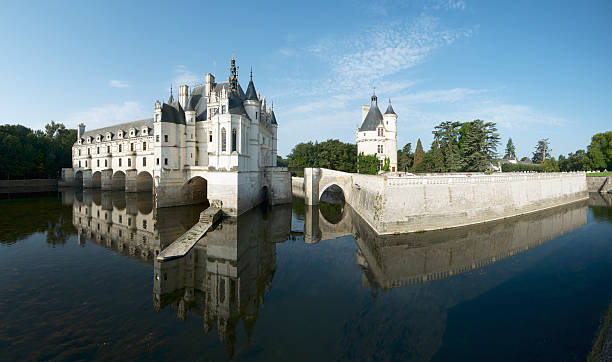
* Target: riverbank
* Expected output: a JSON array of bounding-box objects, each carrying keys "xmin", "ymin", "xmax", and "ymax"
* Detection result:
[
  {"xmin": 0, "ymin": 179, "xmax": 57, "ymax": 193},
  {"xmin": 589, "ymin": 300, "xmax": 612, "ymax": 361}
]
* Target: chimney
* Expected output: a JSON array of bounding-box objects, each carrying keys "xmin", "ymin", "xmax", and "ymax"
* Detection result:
[
  {"xmin": 205, "ymin": 73, "xmax": 215, "ymax": 96},
  {"xmin": 78, "ymin": 123, "xmax": 85, "ymax": 138},
  {"xmin": 179, "ymin": 85, "xmax": 189, "ymax": 109}
]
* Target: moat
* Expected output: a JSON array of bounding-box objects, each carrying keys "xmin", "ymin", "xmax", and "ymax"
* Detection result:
[{"xmin": 1, "ymin": 191, "xmax": 612, "ymax": 361}]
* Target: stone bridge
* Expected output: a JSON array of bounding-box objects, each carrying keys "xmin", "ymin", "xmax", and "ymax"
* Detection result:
[{"xmin": 295, "ymin": 168, "xmax": 588, "ymax": 234}]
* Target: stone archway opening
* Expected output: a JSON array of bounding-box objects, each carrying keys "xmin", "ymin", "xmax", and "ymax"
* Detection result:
[
  {"xmin": 112, "ymin": 171, "xmax": 126, "ymax": 191},
  {"xmin": 91, "ymin": 171, "xmax": 102, "ymax": 188},
  {"xmin": 75, "ymin": 171, "xmax": 83, "ymax": 188},
  {"xmin": 319, "ymin": 184, "xmax": 345, "ymax": 224},
  {"xmin": 136, "ymin": 171, "xmax": 153, "ymax": 192},
  {"xmin": 182, "ymin": 176, "xmax": 208, "ymax": 205}
]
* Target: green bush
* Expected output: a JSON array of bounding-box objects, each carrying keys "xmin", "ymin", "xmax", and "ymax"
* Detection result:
[{"xmin": 501, "ymin": 162, "xmax": 544, "ymax": 172}]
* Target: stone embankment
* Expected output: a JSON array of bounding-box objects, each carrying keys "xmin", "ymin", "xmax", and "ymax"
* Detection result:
[
  {"xmin": 0, "ymin": 179, "xmax": 57, "ymax": 192},
  {"xmin": 157, "ymin": 207, "xmax": 223, "ymax": 261},
  {"xmin": 587, "ymin": 176, "xmax": 612, "ymax": 193},
  {"xmin": 296, "ymin": 169, "xmax": 589, "ymax": 234}
]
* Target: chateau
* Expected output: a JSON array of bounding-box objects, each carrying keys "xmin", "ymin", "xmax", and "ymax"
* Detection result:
[
  {"xmin": 356, "ymin": 92, "xmax": 398, "ymax": 172},
  {"xmin": 62, "ymin": 57, "xmax": 291, "ymax": 215}
]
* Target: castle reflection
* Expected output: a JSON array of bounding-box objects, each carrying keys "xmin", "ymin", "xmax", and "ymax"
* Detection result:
[{"xmin": 69, "ymin": 189, "xmax": 590, "ymax": 358}]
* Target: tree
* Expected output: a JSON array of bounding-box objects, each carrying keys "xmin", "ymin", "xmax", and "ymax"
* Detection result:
[
  {"xmin": 532, "ymin": 138, "xmax": 551, "ymax": 164},
  {"xmin": 543, "ymin": 157, "xmax": 560, "ymax": 172},
  {"xmin": 276, "ymin": 155, "xmax": 288, "ymax": 167},
  {"xmin": 584, "ymin": 131, "xmax": 612, "ymax": 171},
  {"xmin": 382, "ymin": 157, "xmax": 390, "ymax": 172},
  {"xmin": 357, "ymin": 153, "xmax": 378, "ymax": 174},
  {"xmin": 431, "ymin": 140, "xmax": 445, "ymax": 172},
  {"xmin": 397, "ymin": 143, "xmax": 413, "ymax": 171},
  {"xmin": 504, "ymin": 138, "xmax": 516, "ymax": 160},
  {"xmin": 413, "ymin": 139, "xmax": 425, "ymax": 170},
  {"xmin": 433, "ymin": 121, "xmax": 462, "ymax": 171},
  {"xmin": 287, "ymin": 139, "xmax": 357, "ymax": 173},
  {"xmin": 459, "ymin": 120, "xmax": 500, "ymax": 171},
  {"xmin": 559, "ymin": 150, "xmax": 587, "ymax": 171}
]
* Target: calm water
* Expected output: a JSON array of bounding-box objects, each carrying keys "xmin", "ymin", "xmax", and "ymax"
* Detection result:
[{"xmin": 1, "ymin": 191, "xmax": 612, "ymax": 361}]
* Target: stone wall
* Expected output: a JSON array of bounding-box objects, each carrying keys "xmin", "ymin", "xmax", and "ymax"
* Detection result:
[
  {"xmin": 0, "ymin": 179, "xmax": 57, "ymax": 192},
  {"xmin": 587, "ymin": 176, "xmax": 612, "ymax": 193},
  {"xmin": 299, "ymin": 168, "xmax": 588, "ymax": 234},
  {"xmin": 292, "ymin": 177, "xmax": 304, "ymax": 198}
]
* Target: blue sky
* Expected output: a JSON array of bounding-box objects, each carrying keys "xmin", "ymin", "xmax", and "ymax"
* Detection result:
[{"xmin": 1, "ymin": 0, "xmax": 610, "ymax": 159}]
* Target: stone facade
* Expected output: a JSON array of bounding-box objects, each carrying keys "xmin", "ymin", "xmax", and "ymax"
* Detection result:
[
  {"xmin": 63, "ymin": 57, "xmax": 291, "ymax": 215},
  {"xmin": 356, "ymin": 93, "xmax": 398, "ymax": 172}
]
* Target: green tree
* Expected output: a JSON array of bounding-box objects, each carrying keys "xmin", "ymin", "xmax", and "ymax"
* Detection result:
[
  {"xmin": 382, "ymin": 157, "xmax": 390, "ymax": 172},
  {"xmin": 584, "ymin": 131, "xmax": 612, "ymax": 171},
  {"xmin": 433, "ymin": 121, "xmax": 462, "ymax": 171},
  {"xmin": 287, "ymin": 139, "xmax": 357, "ymax": 172},
  {"xmin": 504, "ymin": 138, "xmax": 516, "ymax": 160},
  {"xmin": 397, "ymin": 143, "xmax": 413, "ymax": 171},
  {"xmin": 459, "ymin": 120, "xmax": 500, "ymax": 171},
  {"xmin": 532, "ymin": 138, "xmax": 551, "ymax": 164},
  {"xmin": 413, "ymin": 138, "xmax": 425, "ymax": 170},
  {"xmin": 357, "ymin": 153, "xmax": 378, "ymax": 174},
  {"xmin": 431, "ymin": 140, "xmax": 445, "ymax": 172},
  {"xmin": 543, "ymin": 157, "xmax": 560, "ymax": 172}
]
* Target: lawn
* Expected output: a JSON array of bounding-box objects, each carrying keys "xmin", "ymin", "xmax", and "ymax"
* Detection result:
[{"xmin": 587, "ymin": 172, "xmax": 612, "ymax": 177}]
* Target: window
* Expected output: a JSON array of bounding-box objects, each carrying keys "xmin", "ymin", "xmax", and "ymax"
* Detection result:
[
  {"xmin": 378, "ymin": 159, "xmax": 383, "ymax": 170},
  {"xmin": 78, "ymin": 149, "xmax": 81, "ymax": 156},
  {"xmin": 190, "ymin": 153, "xmax": 193, "ymax": 159},
  {"xmin": 128, "ymin": 158, "xmax": 131, "ymax": 167},
  {"xmin": 143, "ymin": 220, "xmax": 147, "ymax": 229},
  {"xmin": 85, "ymin": 161, "xmax": 88, "ymax": 167},
  {"xmin": 221, "ymin": 128, "xmax": 227, "ymax": 152},
  {"xmin": 119, "ymin": 144, "xmax": 122, "ymax": 152},
  {"xmin": 156, "ymin": 158, "xmax": 159, "ymax": 165},
  {"xmin": 231, "ymin": 129, "xmax": 237, "ymax": 152},
  {"xmin": 97, "ymin": 147, "xmax": 100, "ymax": 154},
  {"xmin": 130, "ymin": 143, "xmax": 134, "ymax": 152},
  {"xmin": 377, "ymin": 145, "xmax": 383, "ymax": 153},
  {"xmin": 142, "ymin": 157, "xmax": 146, "ymax": 166},
  {"xmin": 164, "ymin": 135, "xmax": 168, "ymax": 142},
  {"xmin": 104, "ymin": 159, "xmax": 107, "ymax": 167},
  {"xmin": 208, "ymin": 131, "xmax": 212, "ymax": 142},
  {"xmin": 164, "ymin": 158, "xmax": 168, "ymax": 165},
  {"xmin": 143, "ymin": 142, "xmax": 146, "ymax": 151},
  {"xmin": 256, "ymin": 111, "xmax": 258, "ymax": 120},
  {"xmin": 119, "ymin": 158, "xmax": 122, "ymax": 167},
  {"xmin": 222, "ymin": 105, "xmax": 226, "ymax": 114},
  {"xmin": 156, "ymin": 135, "xmax": 159, "ymax": 142},
  {"xmin": 79, "ymin": 160, "xmax": 81, "ymax": 167},
  {"xmin": 88, "ymin": 148, "xmax": 91, "ymax": 155},
  {"xmin": 378, "ymin": 128, "xmax": 384, "ymax": 137},
  {"xmin": 119, "ymin": 215, "xmax": 122, "ymax": 223}
]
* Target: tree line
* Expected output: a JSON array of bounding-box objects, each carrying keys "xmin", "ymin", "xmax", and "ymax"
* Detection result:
[{"xmin": 0, "ymin": 122, "xmax": 76, "ymax": 179}]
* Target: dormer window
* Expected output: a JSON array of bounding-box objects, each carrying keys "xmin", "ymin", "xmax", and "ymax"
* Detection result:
[
  {"xmin": 141, "ymin": 127, "xmax": 148, "ymax": 135},
  {"xmin": 96, "ymin": 135, "xmax": 101, "ymax": 142},
  {"xmin": 87, "ymin": 137, "xmax": 92, "ymax": 143},
  {"xmin": 106, "ymin": 132, "xmax": 112, "ymax": 141},
  {"xmin": 129, "ymin": 128, "xmax": 135, "ymax": 137},
  {"xmin": 118, "ymin": 130, "xmax": 123, "ymax": 139},
  {"xmin": 78, "ymin": 139, "xmax": 82, "ymax": 145}
]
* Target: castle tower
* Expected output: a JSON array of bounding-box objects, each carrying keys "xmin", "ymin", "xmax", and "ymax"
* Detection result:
[
  {"xmin": 244, "ymin": 68, "xmax": 260, "ymax": 123},
  {"xmin": 179, "ymin": 85, "xmax": 189, "ymax": 109}
]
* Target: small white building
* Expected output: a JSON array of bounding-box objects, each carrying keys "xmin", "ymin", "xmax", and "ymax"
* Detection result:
[
  {"xmin": 62, "ymin": 57, "xmax": 291, "ymax": 216},
  {"xmin": 356, "ymin": 92, "xmax": 398, "ymax": 172}
]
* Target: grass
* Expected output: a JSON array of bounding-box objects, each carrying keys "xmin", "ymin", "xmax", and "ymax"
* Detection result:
[
  {"xmin": 588, "ymin": 300, "xmax": 612, "ymax": 361},
  {"xmin": 587, "ymin": 172, "xmax": 612, "ymax": 177}
]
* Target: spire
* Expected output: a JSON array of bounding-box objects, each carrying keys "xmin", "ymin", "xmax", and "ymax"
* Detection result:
[
  {"xmin": 384, "ymin": 98, "xmax": 396, "ymax": 115},
  {"xmin": 245, "ymin": 66, "xmax": 258, "ymax": 101},
  {"xmin": 168, "ymin": 85, "xmax": 174, "ymax": 104},
  {"xmin": 229, "ymin": 55, "xmax": 238, "ymax": 94},
  {"xmin": 371, "ymin": 87, "xmax": 378, "ymax": 105}
]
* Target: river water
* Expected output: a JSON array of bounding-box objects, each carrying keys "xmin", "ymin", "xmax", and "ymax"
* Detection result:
[{"xmin": 1, "ymin": 190, "xmax": 611, "ymax": 361}]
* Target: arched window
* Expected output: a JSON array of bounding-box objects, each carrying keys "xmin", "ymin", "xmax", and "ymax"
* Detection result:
[
  {"xmin": 221, "ymin": 128, "xmax": 227, "ymax": 152},
  {"xmin": 231, "ymin": 129, "xmax": 237, "ymax": 152}
]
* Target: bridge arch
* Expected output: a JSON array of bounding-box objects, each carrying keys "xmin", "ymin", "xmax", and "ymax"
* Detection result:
[
  {"xmin": 182, "ymin": 176, "xmax": 208, "ymax": 205},
  {"xmin": 112, "ymin": 171, "xmax": 126, "ymax": 191},
  {"xmin": 91, "ymin": 171, "xmax": 102, "ymax": 188},
  {"xmin": 136, "ymin": 171, "xmax": 153, "ymax": 192},
  {"xmin": 75, "ymin": 170, "xmax": 83, "ymax": 188},
  {"xmin": 319, "ymin": 183, "xmax": 346, "ymax": 205}
]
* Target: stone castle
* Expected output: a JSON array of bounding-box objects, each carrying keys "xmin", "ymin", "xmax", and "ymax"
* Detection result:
[
  {"xmin": 356, "ymin": 92, "xmax": 398, "ymax": 172},
  {"xmin": 62, "ymin": 57, "xmax": 291, "ymax": 215}
]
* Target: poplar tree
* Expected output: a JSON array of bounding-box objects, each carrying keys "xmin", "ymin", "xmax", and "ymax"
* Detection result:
[
  {"xmin": 504, "ymin": 138, "xmax": 516, "ymax": 160},
  {"xmin": 413, "ymin": 138, "xmax": 425, "ymax": 170},
  {"xmin": 431, "ymin": 140, "xmax": 445, "ymax": 172}
]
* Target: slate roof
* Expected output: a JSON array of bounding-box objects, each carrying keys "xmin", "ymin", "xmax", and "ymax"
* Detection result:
[
  {"xmin": 161, "ymin": 102, "xmax": 186, "ymax": 124},
  {"xmin": 245, "ymin": 80, "xmax": 258, "ymax": 101},
  {"xmin": 270, "ymin": 110, "xmax": 277, "ymax": 125},
  {"xmin": 186, "ymin": 85, "xmax": 208, "ymax": 122},
  {"xmin": 384, "ymin": 101, "xmax": 396, "ymax": 115},
  {"xmin": 359, "ymin": 97, "xmax": 384, "ymax": 132},
  {"xmin": 77, "ymin": 118, "xmax": 154, "ymax": 144}
]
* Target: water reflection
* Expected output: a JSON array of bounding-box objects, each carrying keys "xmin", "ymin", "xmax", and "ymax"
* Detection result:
[{"xmin": 153, "ymin": 205, "xmax": 291, "ymax": 358}]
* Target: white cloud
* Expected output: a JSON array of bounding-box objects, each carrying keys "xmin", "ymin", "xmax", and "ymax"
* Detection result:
[
  {"xmin": 173, "ymin": 65, "xmax": 200, "ymax": 86},
  {"xmin": 109, "ymin": 80, "xmax": 130, "ymax": 88},
  {"xmin": 428, "ymin": 0, "xmax": 466, "ymax": 10},
  {"xmin": 68, "ymin": 101, "xmax": 148, "ymax": 130}
]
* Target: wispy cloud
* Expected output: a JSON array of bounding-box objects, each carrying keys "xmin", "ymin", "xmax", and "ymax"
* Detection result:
[
  {"xmin": 109, "ymin": 80, "xmax": 130, "ymax": 88},
  {"xmin": 173, "ymin": 65, "xmax": 200, "ymax": 86},
  {"xmin": 68, "ymin": 101, "xmax": 147, "ymax": 130},
  {"xmin": 428, "ymin": 0, "xmax": 466, "ymax": 10}
]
